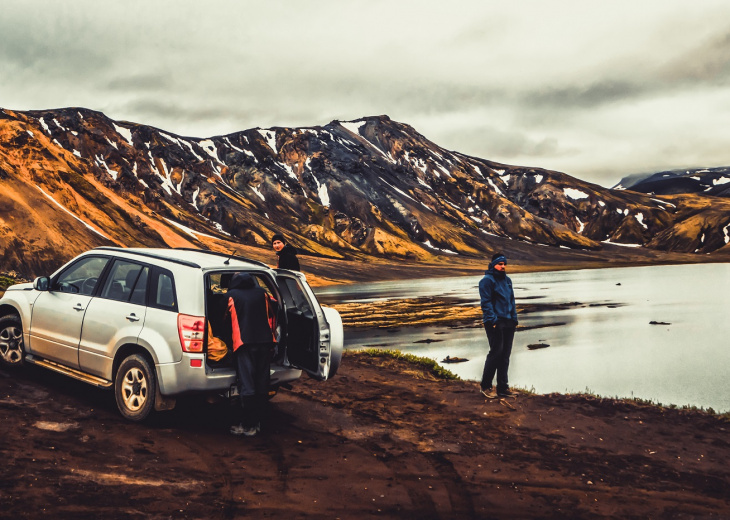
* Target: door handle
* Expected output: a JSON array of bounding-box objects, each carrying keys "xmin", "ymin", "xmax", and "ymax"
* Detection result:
[
  {"xmin": 73, "ymin": 304, "xmax": 84, "ymax": 311},
  {"xmin": 126, "ymin": 314, "xmax": 140, "ymax": 322}
]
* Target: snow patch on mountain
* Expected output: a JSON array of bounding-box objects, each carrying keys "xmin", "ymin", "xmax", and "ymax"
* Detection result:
[
  {"xmin": 602, "ymin": 240, "xmax": 641, "ymax": 247},
  {"xmin": 564, "ymin": 188, "xmax": 589, "ymax": 200},
  {"xmin": 487, "ymin": 178, "xmax": 504, "ymax": 197},
  {"xmin": 381, "ymin": 178, "xmax": 416, "ymax": 202},
  {"xmin": 95, "ymin": 155, "xmax": 118, "ymax": 181},
  {"xmin": 38, "ymin": 118, "xmax": 51, "ymax": 133},
  {"xmin": 35, "ymin": 185, "xmax": 108, "ymax": 239},
  {"xmin": 416, "ymin": 177, "xmax": 432, "ymax": 190},
  {"xmin": 113, "ymin": 123, "xmax": 133, "ymax": 145},
  {"xmin": 422, "ymin": 239, "xmax": 458, "ymax": 255},
  {"xmin": 258, "ymin": 129, "xmax": 278, "ymax": 154},
  {"xmin": 340, "ymin": 121, "xmax": 367, "ymax": 136},
  {"xmin": 198, "ymin": 139, "xmax": 221, "ymax": 163},
  {"xmin": 164, "ymin": 218, "xmax": 217, "ymax": 240},
  {"xmin": 471, "ymin": 164, "xmax": 486, "ymax": 179},
  {"xmin": 251, "ymin": 185, "xmax": 266, "ymax": 202},
  {"xmin": 280, "ymin": 161, "xmax": 298, "ymax": 180},
  {"xmin": 318, "ymin": 183, "xmax": 330, "ymax": 207}
]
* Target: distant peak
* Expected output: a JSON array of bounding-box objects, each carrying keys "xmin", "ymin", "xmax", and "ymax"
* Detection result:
[{"xmin": 333, "ymin": 115, "xmax": 392, "ymax": 126}]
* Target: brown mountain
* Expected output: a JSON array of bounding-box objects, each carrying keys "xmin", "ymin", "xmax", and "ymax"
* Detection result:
[{"xmin": 1, "ymin": 107, "xmax": 729, "ymax": 277}]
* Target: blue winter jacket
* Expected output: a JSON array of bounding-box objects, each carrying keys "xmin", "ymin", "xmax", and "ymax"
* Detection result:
[{"xmin": 479, "ymin": 268, "xmax": 518, "ymax": 325}]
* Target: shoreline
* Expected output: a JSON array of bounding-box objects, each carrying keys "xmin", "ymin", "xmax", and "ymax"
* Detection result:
[{"xmin": 327, "ymin": 296, "xmax": 605, "ymax": 330}]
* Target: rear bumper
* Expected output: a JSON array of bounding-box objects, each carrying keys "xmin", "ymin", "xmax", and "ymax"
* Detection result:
[{"xmin": 155, "ymin": 354, "xmax": 302, "ymax": 396}]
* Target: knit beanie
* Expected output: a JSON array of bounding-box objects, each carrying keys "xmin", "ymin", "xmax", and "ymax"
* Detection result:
[
  {"xmin": 489, "ymin": 253, "xmax": 507, "ymax": 270},
  {"xmin": 271, "ymin": 234, "xmax": 285, "ymax": 244}
]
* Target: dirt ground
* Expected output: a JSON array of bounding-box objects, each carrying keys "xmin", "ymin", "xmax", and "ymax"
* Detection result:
[{"xmin": 2, "ymin": 352, "xmax": 729, "ymax": 520}]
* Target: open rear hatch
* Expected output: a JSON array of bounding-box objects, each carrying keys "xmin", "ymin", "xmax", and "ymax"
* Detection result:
[
  {"xmin": 275, "ymin": 271, "xmax": 333, "ymax": 380},
  {"xmin": 204, "ymin": 270, "xmax": 334, "ymax": 380}
]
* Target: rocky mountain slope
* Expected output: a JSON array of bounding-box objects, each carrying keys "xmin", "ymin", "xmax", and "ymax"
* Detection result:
[
  {"xmin": 616, "ymin": 166, "xmax": 730, "ymax": 197},
  {"xmin": 2, "ymin": 107, "xmax": 730, "ymax": 276}
]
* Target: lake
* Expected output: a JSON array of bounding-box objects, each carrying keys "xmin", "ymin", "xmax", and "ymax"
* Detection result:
[{"xmin": 316, "ymin": 263, "xmax": 730, "ymax": 413}]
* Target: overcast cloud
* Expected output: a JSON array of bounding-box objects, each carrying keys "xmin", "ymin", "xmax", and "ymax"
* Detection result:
[{"xmin": 2, "ymin": 0, "xmax": 730, "ymax": 186}]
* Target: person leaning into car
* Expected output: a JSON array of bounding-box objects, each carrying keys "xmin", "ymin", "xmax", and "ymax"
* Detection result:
[
  {"xmin": 479, "ymin": 252, "xmax": 518, "ymax": 399},
  {"xmin": 225, "ymin": 272, "xmax": 277, "ymax": 437}
]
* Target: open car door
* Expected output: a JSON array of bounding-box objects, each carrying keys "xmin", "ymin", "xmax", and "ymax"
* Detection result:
[{"xmin": 275, "ymin": 271, "xmax": 333, "ymax": 380}]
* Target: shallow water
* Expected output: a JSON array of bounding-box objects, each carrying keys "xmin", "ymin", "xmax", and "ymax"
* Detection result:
[{"xmin": 316, "ymin": 263, "xmax": 730, "ymax": 412}]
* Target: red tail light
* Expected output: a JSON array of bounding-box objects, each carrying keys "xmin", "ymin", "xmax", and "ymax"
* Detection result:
[{"xmin": 178, "ymin": 314, "xmax": 205, "ymax": 353}]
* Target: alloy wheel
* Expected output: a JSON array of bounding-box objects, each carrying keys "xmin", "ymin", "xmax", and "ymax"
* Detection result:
[{"xmin": 0, "ymin": 324, "xmax": 23, "ymax": 365}]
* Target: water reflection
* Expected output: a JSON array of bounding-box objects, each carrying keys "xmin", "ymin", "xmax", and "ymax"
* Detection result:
[{"xmin": 317, "ymin": 263, "xmax": 730, "ymax": 413}]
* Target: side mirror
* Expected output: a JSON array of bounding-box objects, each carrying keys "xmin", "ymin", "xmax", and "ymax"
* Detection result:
[{"xmin": 33, "ymin": 277, "xmax": 50, "ymax": 291}]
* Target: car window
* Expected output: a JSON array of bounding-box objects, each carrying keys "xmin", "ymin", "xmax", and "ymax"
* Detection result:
[
  {"xmin": 208, "ymin": 272, "xmax": 277, "ymax": 300},
  {"xmin": 100, "ymin": 260, "xmax": 147, "ymax": 303},
  {"xmin": 208, "ymin": 272, "xmax": 232, "ymax": 294},
  {"xmin": 278, "ymin": 278, "xmax": 312, "ymax": 314},
  {"xmin": 150, "ymin": 269, "xmax": 177, "ymax": 311},
  {"xmin": 55, "ymin": 256, "xmax": 109, "ymax": 295},
  {"xmin": 130, "ymin": 267, "xmax": 149, "ymax": 305},
  {"xmin": 251, "ymin": 274, "xmax": 277, "ymax": 301}
]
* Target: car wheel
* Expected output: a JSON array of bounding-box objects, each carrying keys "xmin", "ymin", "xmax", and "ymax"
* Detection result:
[
  {"xmin": 115, "ymin": 354, "xmax": 156, "ymax": 421},
  {"xmin": 0, "ymin": 314, "xmax": 25, "ymax": 367}
]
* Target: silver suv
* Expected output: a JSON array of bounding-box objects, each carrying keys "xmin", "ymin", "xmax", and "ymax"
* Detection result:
[{"xmin": 0, "ymin": 247, "xmax": 343, "ymax": 421}]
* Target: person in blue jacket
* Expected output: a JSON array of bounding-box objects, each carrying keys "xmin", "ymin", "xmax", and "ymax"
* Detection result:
[{"xmin": 479, "ymin": 252, "xmax": 518, "ymax": 399}]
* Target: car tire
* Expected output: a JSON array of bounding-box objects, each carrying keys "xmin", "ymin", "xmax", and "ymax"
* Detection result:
[
  {"xmin": 115, "ymin": 354, "xmax": 156, "ymax": 422},
  {"xmin": 0, "ymin": 314, "xmax": 25, "ymax": 368}
]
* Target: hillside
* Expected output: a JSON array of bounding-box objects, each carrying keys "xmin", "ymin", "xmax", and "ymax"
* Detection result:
[
  {"xmin": 616, "ymin": 166, "xmax": 730, "ymax": 197},
  {"xmin": 2, "ymin": 107, "xmax": 730, "ymax": 277}
]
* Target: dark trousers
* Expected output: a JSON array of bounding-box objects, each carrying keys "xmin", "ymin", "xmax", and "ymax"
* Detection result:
[
  {"xmin": 234, "ymin": 343, "xmax": 272, "ymax": 428},
  {"xmin": 480, "ymin": 323, "xmax": 516, "ymax": 392}
]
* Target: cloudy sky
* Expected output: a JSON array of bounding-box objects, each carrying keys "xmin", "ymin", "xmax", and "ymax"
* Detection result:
[{"xmin": 2, "ymin": 0, "xmax": 730, "ymax": 187}]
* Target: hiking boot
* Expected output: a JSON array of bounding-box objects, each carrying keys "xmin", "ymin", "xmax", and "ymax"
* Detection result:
[
  {"xmin": 230, "ymin": 423, "xmax": 246, "ymax": 436},
  {"xmin": 497, "ymin": 388, "xmax": 516, "ymax": 398},
  {"xmin": 242, "ymin": 424, "xmax": 259, "ymax": 437},
  {"xmin": 480, "ymin": 387, "xmax": 498, "ymax": 399}
]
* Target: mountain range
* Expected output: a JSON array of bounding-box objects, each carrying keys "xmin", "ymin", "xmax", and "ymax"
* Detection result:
[
  {"xmin": 1, "ymin": 106, "xmax": 730, "ymax": 277},
  {"xmin": 616, "ymin": 166, "xmax": 730, "ymax": 197}
]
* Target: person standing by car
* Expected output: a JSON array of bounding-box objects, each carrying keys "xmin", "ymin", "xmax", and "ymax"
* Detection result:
[
  {"xmin": 479, "ymin": 252, "xmax": 518, "ymax": 399},
  {"xmin": 226, "ymin": 272, "xmax": 277, "ymax": 436},
  {"xmin": 271, "ymin": 234, "xmax": 300, "ymax": 271}
]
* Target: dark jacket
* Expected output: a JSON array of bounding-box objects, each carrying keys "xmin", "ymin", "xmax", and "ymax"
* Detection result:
[
  {"xmin": 277, "ymin": 244, "xmax": 300, "ymax": 271},
  {"xmin": 479, "ymin": 268, "xmax": 518, "ymax": 326},
  {"xmin": 226, "ymin": 273, "xmax": 276, "ymax": 351}
]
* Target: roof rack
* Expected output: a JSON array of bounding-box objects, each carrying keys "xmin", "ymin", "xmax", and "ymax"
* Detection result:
[
  {"xmin": 92, "ymin": 247, "xmax": 201, "ymax": 268},
  {"xmin": 172, "ymin": 247, "xmax": 270, "ymax": 268}
]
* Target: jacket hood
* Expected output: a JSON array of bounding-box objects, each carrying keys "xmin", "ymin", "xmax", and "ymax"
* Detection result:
[{"xmin": 229, "ymin": 272, "xmax": 255, "ymax": 290}]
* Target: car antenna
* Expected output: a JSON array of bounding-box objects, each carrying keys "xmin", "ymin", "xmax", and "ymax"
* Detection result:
[{"xmin": 224, "ymin": 248, "xmax": 237, "ymax": 265}]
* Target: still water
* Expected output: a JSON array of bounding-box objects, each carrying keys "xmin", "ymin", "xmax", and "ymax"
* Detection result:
[{"xmin": 316, "ymin": 263, "xmax": 730, "ymax": 413}]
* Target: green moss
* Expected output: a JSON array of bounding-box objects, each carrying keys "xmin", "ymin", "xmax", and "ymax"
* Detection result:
[
  {"xmin": 0, "ymin": 274, "xmax": 15, "ymax": 292},
  {"xmin": 352, "ymin": 349, "xmax": 460, "ymax": 381},
  {"xmin": 567, "ymin": 388, "xmax": 730, "ymax": 421}
]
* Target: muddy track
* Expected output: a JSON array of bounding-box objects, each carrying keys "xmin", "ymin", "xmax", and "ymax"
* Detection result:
[{"xmin": 2, "ymin": 355, "xmax": 730, "ymax": 519}]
